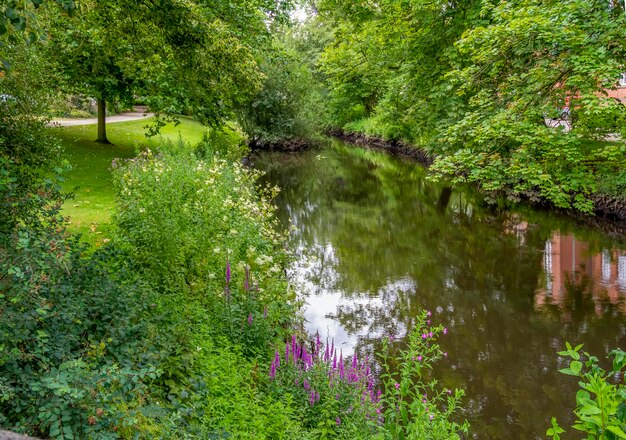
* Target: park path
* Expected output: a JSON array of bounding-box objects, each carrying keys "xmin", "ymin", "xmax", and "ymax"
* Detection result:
[{"xmin": 51, "ymin": 106, "xmax": 153, "ymax": 127}]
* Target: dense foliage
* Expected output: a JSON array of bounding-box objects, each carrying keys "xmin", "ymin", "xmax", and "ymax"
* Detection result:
[
  {"xmin": 267, "ymin": 0, "xmax": 626, "ymax": 212},
  {"xmin": 548, "ymin": 344, "xmax": 626, "ymax": 440}
]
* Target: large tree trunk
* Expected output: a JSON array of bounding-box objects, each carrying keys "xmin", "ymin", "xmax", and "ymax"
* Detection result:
[{"xmin": 96, "ymin": 98, "xmax": 111, "ymax": 144}]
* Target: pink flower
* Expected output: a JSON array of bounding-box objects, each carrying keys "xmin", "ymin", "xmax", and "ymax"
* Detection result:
[
  {"xmin": 443, "ymin": 327, "xmax": 448, "ymax": 335},
  {"xmin": 394, "ymin": 383, "xmax": 400, "ymax": 390},
  {"xmin": 443, "ymin": 352, "xmax": 448, "ymax": 358}
]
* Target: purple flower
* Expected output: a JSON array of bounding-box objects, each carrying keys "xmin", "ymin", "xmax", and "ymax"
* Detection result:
[
  {"xmin": 247, "ymin": 313, "xmax": 253, "ymax": 325},
  {"xmin": 422, "ymin": 333, "xmax": 427, "ymax": 340},
  {"xmin": 225, "ymin": 261, "xmax": 231, "ymax": 284},
  {"xmin": 426, "ymin": 310, "xmax": 432, "ymax": 317},
  {"xmin": 304, "ymin": 379, "xmax": 310, "ymax": 390},
  {"xmin": 336, "ymin": 417, "xmax": 341, "ymax": 426},
  {"xmin": 429, "ymin": 414, "xmax": 434, "ymax": 421},
  {"xmin": 394, "ymin": 382, "xmax": 400, "ymax": 390},
  {"xmin": 269, "ymin": 361, "xmax": 276, "ymax": 379},
  {"xmin": 274, "ymin": 351, "xmax": 280, "ymax": 369},
  {"xmin": 443, "ymin": 327, "xmax": 448, "ymax": 335},
  {"xmin": 285, "ymin": 343, "xmax": 290, "ymax": 363},
  {"xmin": 418, "ymin": 355, "xmax": 423, "ymax": 362},
  {"xmin": 428, "ymin": 332, "xmax": 433, "ymax": 338},
  {"xmin": 315, "ymin": 331, "xmax": 321, "ymax": 355},
  {"xmin": 443, "ymin": 352, "xmax": 448, "ymax": 358},
  {"xmin": 244, "ymin": 266, "xmax": 250, "ymax": 291}
]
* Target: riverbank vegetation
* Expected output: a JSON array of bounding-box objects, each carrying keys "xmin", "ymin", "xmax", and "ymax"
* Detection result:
[
  {"xmin": 2, "ymin": 0, "xmax": 625, "ymax": 438},
  {"xmin": 248, "ymin": 0, "xmax": 626, "ymax": 217}
]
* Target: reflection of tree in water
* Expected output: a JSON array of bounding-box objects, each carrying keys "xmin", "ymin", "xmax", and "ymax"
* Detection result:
[{"xmin": 255, "ymin": 141, "xmax": 626, "ymax": 439}]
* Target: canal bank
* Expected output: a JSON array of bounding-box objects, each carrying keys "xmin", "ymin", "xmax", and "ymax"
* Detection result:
[{"xmin": 254, "ymin": 139, "xmax": 626, "ymax": 439}]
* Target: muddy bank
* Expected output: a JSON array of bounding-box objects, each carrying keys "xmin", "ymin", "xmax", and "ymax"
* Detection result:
[
  {"xmin": 248, "ymin": 137, "xmax": 312, "ymax": 152},
  {"xmin": 329, "ymin": 128, "xmax": 626, "ymax": 229},
  {"xmin": 326, "ymin": 129, "xmax": 433, "ymax": 165}
]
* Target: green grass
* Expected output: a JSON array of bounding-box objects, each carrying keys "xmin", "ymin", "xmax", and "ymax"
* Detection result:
[{"xmin": 51, "ymin": 116, "xmax": 212, "ymax": 246}]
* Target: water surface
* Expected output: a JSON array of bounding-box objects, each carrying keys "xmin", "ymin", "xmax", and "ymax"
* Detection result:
[{"xmin": 255, "ymin": 140, "xmax": 626, "ymax": 439}]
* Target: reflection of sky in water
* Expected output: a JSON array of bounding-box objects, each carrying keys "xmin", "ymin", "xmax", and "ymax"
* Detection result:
[
  {"xmin": 289, "ymin": 240, "xmax": 413, "ymax": 355},
  {"xmin": 256, "ymin": 142, "xmax": 626, "ymax": 439}
]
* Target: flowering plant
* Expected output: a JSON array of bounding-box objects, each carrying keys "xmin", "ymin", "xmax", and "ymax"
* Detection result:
[
  {"xmin": 378, "ymin": 310, "xmax": 469, "ymax": 439},
  {"xmin": 268, "ymin": 332, "xmax": 381, "ymax": 438}
]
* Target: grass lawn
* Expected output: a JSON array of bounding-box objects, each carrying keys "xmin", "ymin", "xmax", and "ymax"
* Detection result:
[{"xmin": 51, "ymin": 116, "xmax": 212, "ymax": 246}]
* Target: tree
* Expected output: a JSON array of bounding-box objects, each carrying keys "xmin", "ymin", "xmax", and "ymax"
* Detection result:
[{"xmin": 45, "ymin": 0, "xmax": 292, "ymax": 143}]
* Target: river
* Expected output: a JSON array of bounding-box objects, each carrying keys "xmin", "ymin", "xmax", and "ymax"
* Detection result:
[{"xmin": 255, "ymin": 139, "xmax": 626, "ymax": 439}]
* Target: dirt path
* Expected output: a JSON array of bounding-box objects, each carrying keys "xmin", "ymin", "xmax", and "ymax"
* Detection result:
[{"xmin": 51, "ymin": 106, "xmax": 153, "ymax": 127}]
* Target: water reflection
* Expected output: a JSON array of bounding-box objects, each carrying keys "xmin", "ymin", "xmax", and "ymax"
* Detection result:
[
  {"xmin": 255, "ymin": 141, "xmax": 626, "ymax": 439},
  {"xmin": 536, "ymin": 234, "xmax": 626, "ymax": 315}
]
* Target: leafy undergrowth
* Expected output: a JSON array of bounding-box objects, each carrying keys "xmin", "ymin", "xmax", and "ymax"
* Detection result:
[
  {"xmin": 51, "ymin": 117, "xmax": 241, "ymax": 247},
  {"xmin": 3, "ymin": 100, "xmax": 472, "ymax": 438}
]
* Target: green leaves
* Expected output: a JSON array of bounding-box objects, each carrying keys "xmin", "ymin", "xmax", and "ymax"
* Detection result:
[{"xmin": 551, "ymin": 343, "xmax": 626, "ymax": 439}]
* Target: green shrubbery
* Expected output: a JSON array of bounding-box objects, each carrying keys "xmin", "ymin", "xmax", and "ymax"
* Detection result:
[
  {"xmin": 2, "ymin": 81, "xmax": 469, "ymax": 438},
  {"xmin": 548, "ymin": 344, "xmax": 626, "ymax": 440}
]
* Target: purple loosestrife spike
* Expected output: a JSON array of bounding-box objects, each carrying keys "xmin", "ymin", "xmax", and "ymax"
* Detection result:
[
  {"xmin": 269, "ymin": 360, "xmax": 276, "ymax": 379},
  {"xmin": 330, "ymin": 339, "xmax": 334, "ymax": 357},
  {"xmin": 244, "ymin": 266, "xmax": 250, "ymax": 292},
  {"xmin": 304, "ymin": 379, "xmax": 310, "ymax": 390},
  {"xmin": 247, "ymin": 313, "xmax": 253, "ymax": 325},
  {"xmin": 324, "ymin": 343, "xmax": 330, "ymax": 363},
  {"xmin": 315, "ymin": 331, "xmax": 321, "ymax": 355},
  {"xmin": 309, "ymin": 391, "xmax": 315, "ymax": 406},
  {"xmin": 274, "ymin": 351, "xmax": 280, "ymax": 369},
  {"xmin": 352, "ymin": 352, "xmax": 358, "ymax": 369},
  {"xmin": 225, "ymin": 261, "xmax": 231, "ymax": 284}
]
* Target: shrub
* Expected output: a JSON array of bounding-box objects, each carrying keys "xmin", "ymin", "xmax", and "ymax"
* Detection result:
[
  {"xmin": 547, "ymin": 343, "xmax": 626, "ymax": 440},
  {"xmin": 267, "ymin": 333, "xmax": 380, "ymax": 438},
  {"xmin": 377, "ymin": 311, "xmax": 469, "ymax": 440}
]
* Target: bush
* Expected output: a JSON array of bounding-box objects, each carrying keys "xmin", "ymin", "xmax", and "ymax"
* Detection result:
[
  {"xmin": 377, "ymin": 311, "xmax": 469, "ymax": 439},
  {"xmin": 547, "ymin": 344, "xmax": 626, "ymax": 440}
]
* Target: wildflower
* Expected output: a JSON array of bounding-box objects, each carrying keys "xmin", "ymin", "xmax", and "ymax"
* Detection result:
[
  {"xmin": 244, "ymin": 266, "xmax": 250, "ymax": 292},
  {"xmin": 422, "ymin": 333, "xmax": 427, "ymax": 340},
  {"xmin": 225, "ymin": 261, "xmax": 231, "ymax": 284},
  {"xmin": 269, "ymin": 361, "xmax": 276, "ymax": 379},
  {"xmin": 443, "ymin": 352, "xmax": 448, "ymax": 357},
  {"xmin": 247, "ymin": 313, "xmax": 253, "ymax": 325},
  {"xmin": 336, "ymin": 417, "xmax": 341, "ymax": 426},
  {"xmin": 394, "ymin": 383, "xmax": 400, "ymax": 390},
  {"xmin": 427, "ymin": 310, "xmax": 432, "ymax": 317},
  {"xmin": 428, "ymin": 332, "xmax": 433, "ymax": 338},
  {"xmin": 443, "ymin": 327, "xmax": 448, "ymax": 335},
  {"xmin": 429, "ymin": 414, "xmax": 434, "ymax": 421},
  {"xmin": 418, "ymin": 355, "xmax": 423, "ymax": 362}
]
